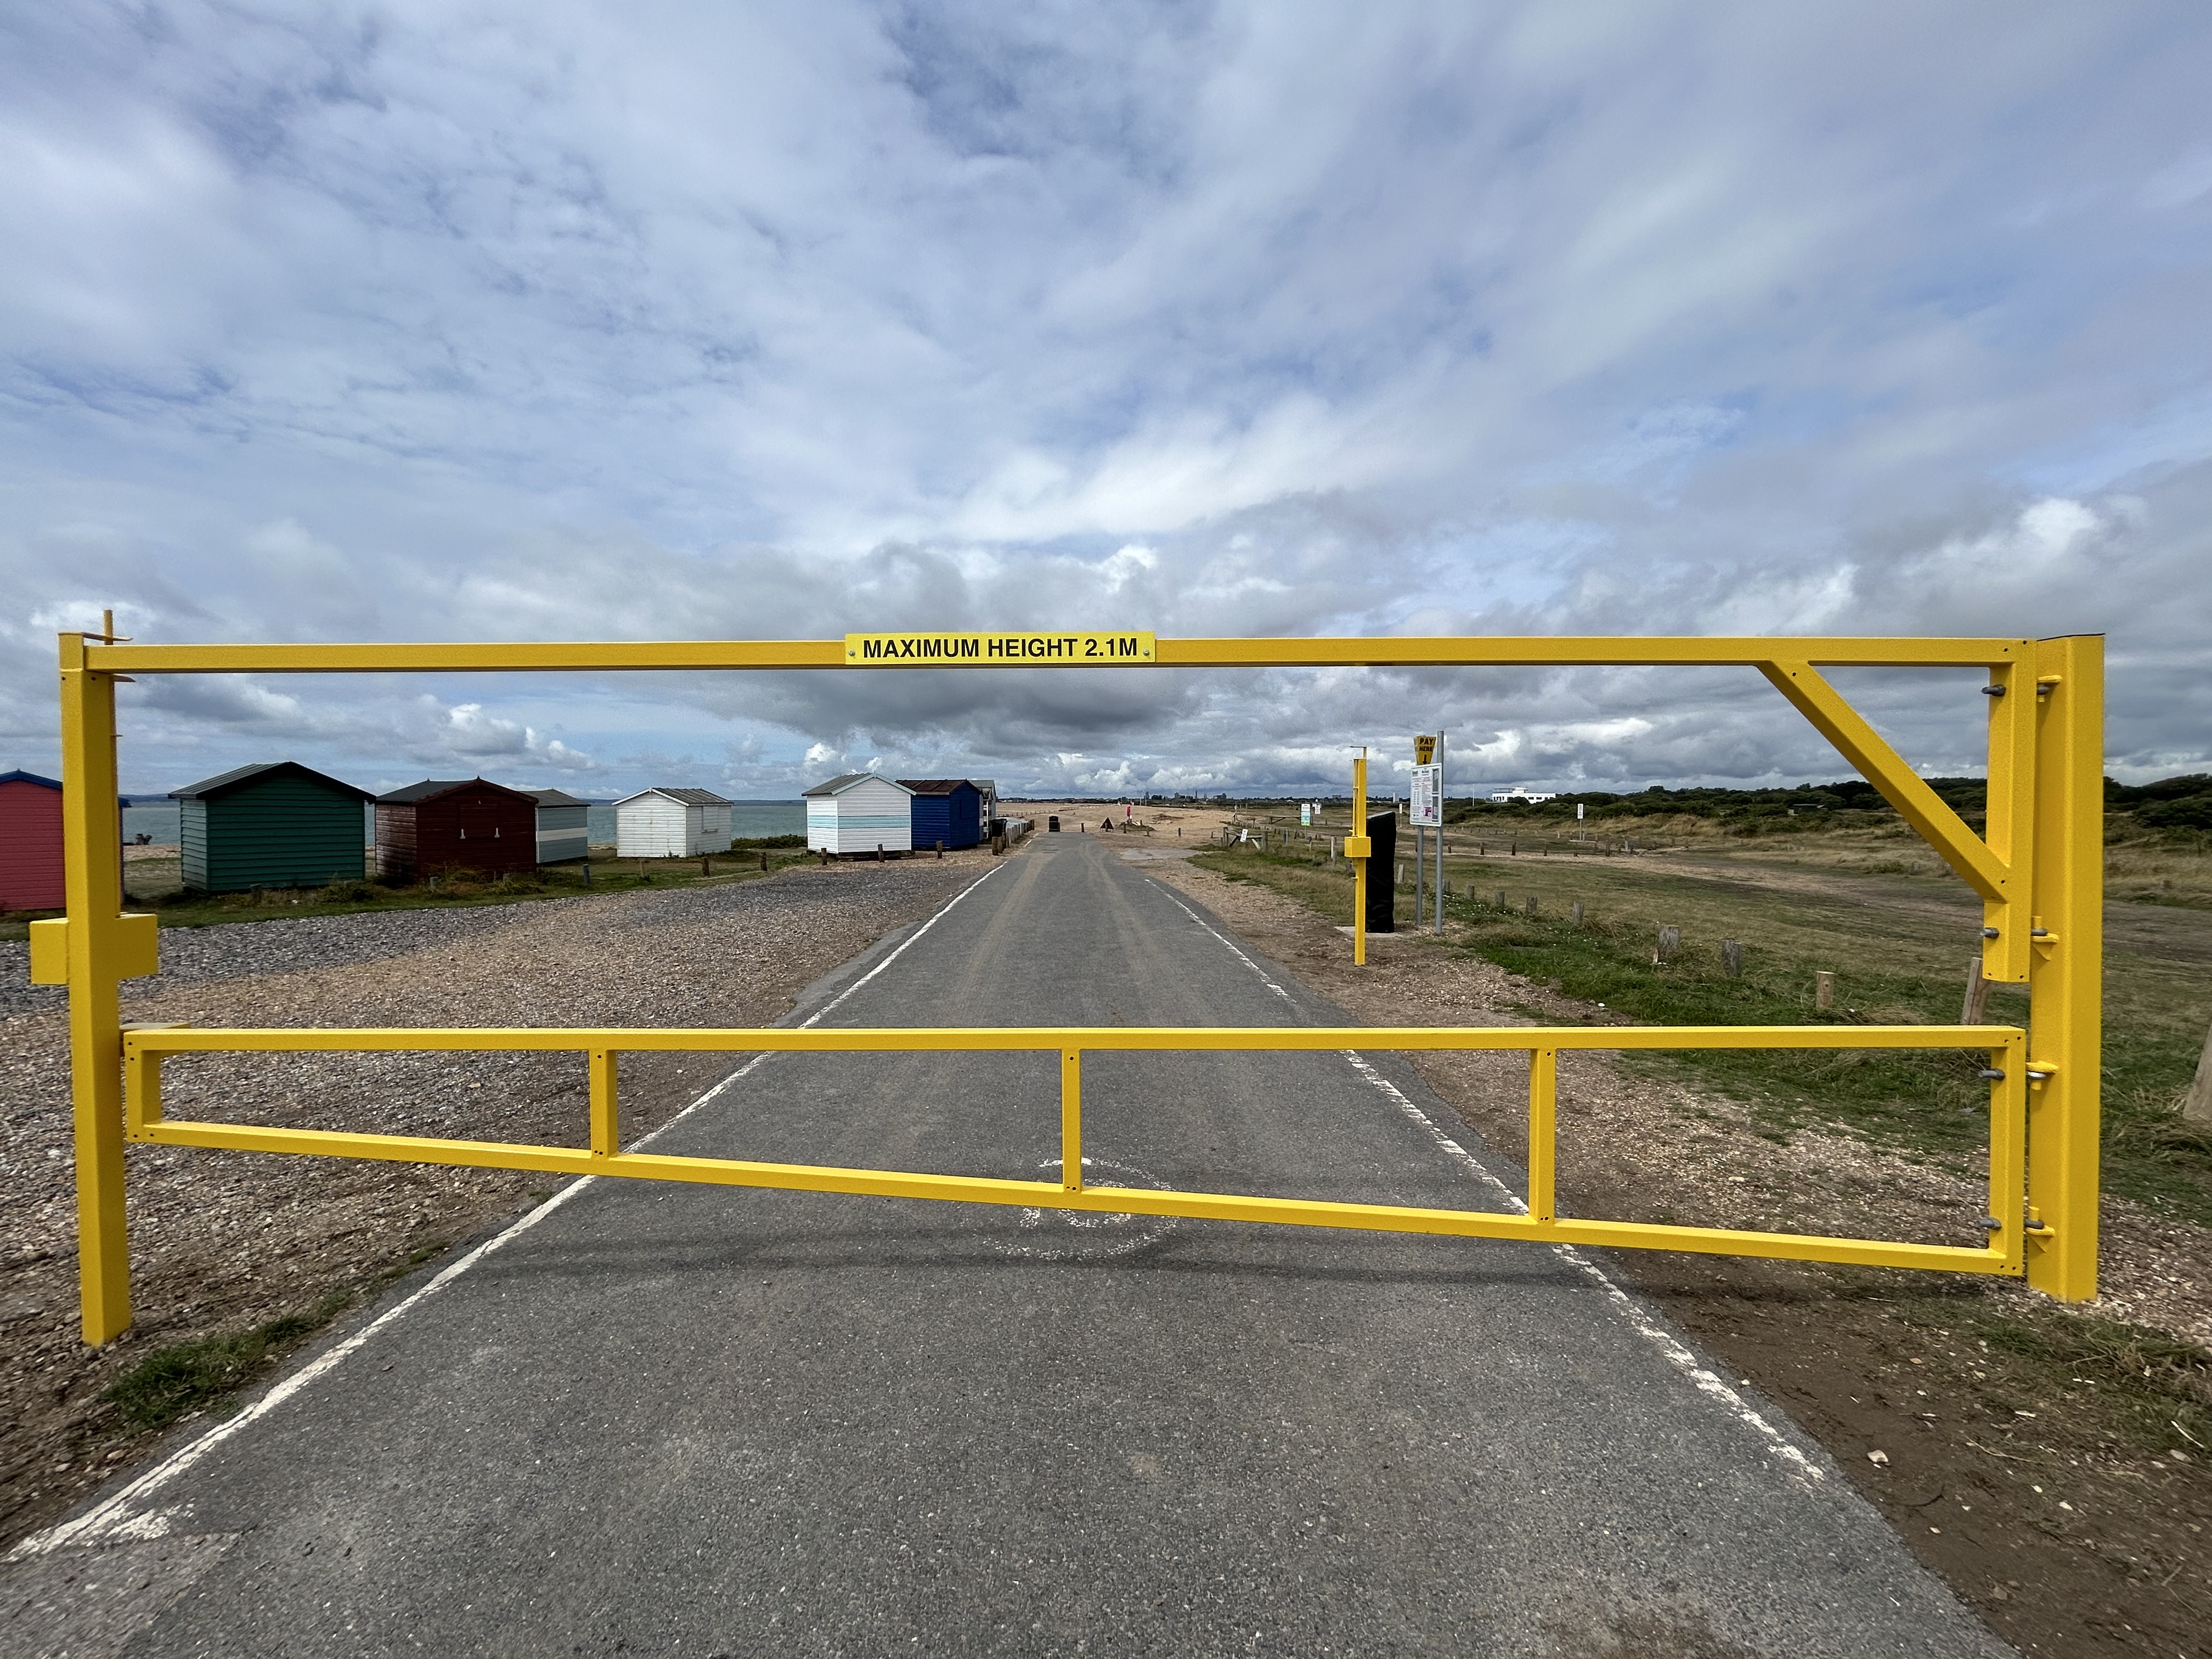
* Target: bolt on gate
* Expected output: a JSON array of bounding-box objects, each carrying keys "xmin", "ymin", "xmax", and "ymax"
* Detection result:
[{"xmin": 43, "ymin": 630, "xmax": 2102, "ymax": 1344}]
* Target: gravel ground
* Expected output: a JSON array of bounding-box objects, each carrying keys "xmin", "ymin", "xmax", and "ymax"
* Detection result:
[{"xmin": 0, "ymin": 857, "xmax": 986, "ymax": 1546}]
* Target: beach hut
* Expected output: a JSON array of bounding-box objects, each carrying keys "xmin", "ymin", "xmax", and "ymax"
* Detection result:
[
  {"xmin": 896, "ymin": 779, "xmax": 984, "ymax": 850},
  {"xmin": 0, "ymin": 770, "xmax": 65, "ymax": 910},
  {"xmin": 803, "ymin": 774, "xmax": 914, "ymax": 855},
  {"xmin": 374, "ymin": 778, "xmax": 538, "ymax": 882},
  {"xmin": 613, "ymin": 788, "xmax": 733, "ymax": 858},
  {"xmin": 169, "ymin": 763, "xmax": 373, "ymax": 894},
  {"xmin": 527, "ymin": 788, "xmax": 591, "ymax": 864}
]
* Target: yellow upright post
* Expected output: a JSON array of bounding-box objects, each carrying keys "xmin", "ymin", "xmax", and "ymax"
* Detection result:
[
  {"xmin": 59, "ymin": 633, "xmax": 132, "ymax": 1343},
  {"xmin": 2024, "ymin": 634, "xmax": 2102, "ymax": 1300},
  {"xmin": 1060, "ymin": 1047, "xmax": 1082, "ymax": 1190},
  {"xmin": 1346, "ymin": 752, "xmax": 1371, "ymax": 966},
  {"xmin": 589, "ymin": 1048, "xmax": 619, "ymax": 1156},
  {"xmin": 1526, "ymin": 1048, "xmax": 1557, "ymax": 1224}
]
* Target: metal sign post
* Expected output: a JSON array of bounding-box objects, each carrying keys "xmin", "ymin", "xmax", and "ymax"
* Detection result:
[{"xmin": 1410, "ymin": 737, "xmax": 1441, "ymax": 936}]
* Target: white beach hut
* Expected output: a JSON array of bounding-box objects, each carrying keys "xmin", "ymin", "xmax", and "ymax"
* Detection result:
[
  {"xmin": 614, "ymin": 787, "xmax": 734, "ymax": 857},
  {"xmin": 527, "ymin": 788, "xmax": 591, "ymax": 864},
  {"xmin": 802, "ymin": 773, "xmax": 914, "ymax": 855}
]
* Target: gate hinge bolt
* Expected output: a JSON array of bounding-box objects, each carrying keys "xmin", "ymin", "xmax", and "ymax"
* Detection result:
[
  {"xmin": 1981, "ymin": 927, "xmax": 2000, "ymax": 939},
  {"xmin": 1982, "ymin": 685, "xmax": 2005, "ymax": 697},
  {"xmin": 1983, "ymin": 1216, "xmax": 2002, "ymax": 1231},
  {"xmin": 1977, "ymin": 1068, "xmax": 2005, "ymax": 1081}
]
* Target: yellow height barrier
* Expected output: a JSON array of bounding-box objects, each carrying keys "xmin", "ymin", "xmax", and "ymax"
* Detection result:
[
  {"xmin": 120, "ymin": 1023, "xmax": 2029, "ymax": 1278},
  {"xmin": 51, "ymin": 632, "xmax": 2103, "ymax": 1342}
]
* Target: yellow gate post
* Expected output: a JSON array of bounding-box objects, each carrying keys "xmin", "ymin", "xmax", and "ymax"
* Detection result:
[
  {"xmin": 58, "ymin": 633, "xmax": 132, "ymax": 1344},
  {"xmin": 2026, "ymin": 635, "xmax": 2103, "ymax": 1299}
]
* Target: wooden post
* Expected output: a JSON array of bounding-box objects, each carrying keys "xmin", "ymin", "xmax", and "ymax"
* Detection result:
[
  {"xmin": 1959, "ymin": 957, "xmax": 1991, "ymax": 1026},
  {"xmin": 1815, "ymin": 969, "xmax": 1836, "ymax": 1012},
  {"xmin": 1495, "ymin": 888, "xmax": 1508, "ymax": 907},
  {"xmin": 1722, "ymin": 940, "xmax": 1743, "ymax": 977},
  {"xmin": 1571, "ymin": 902, "xmax": 1585, "ymax": 927},
  {"xmin": 1655, "ymin": 926, "xmax": 1681, "ymax": 964},
  {"xmin": 1524, "ymin": 894, "xmax": 1538, "ymax": 916},
  {"xmin": 2183, "ymin": 1015, "xmax": 2212, "ymax": 1128}
]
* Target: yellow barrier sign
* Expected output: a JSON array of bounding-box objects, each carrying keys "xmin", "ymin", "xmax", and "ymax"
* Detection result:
[{"xmin": 844, "ymin": 630, "xmax": 1155, "ymax": 665}]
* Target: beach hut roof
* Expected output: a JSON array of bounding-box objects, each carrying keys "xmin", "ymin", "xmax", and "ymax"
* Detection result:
[
  {"xmin": 526, "ymin": 787, "xmax": 591, "ymax": 808},
  {"xmin": 802, "ymin": 773, "xmax": 913, "ymax": 798},
  {"xmin": 614, "ymin": 786, "xmax": 732, "ymax": 807},
  {"xmin": 894, "ymin": 778, "xmax": 977, "ymax": 797},
  {"xmin": 174, "ymin": 761, "xmax": 371, "ymax": 801},
  {"xmin": 0, "ymin": 770, "xmax": 61, "ymax": 791},
  {"xmin": 376, "ymin": 777, "xmax": 538, "ymax": 806}
]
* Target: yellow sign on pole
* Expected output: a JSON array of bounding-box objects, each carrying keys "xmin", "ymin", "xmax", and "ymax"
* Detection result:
[
  {"xmin": 845, "ymin": 631, "xmax": 1155, "ymax": 665},
  {"xmin": 1413, "ymin": 735, "xmax": 1436, "ymax": 765}
]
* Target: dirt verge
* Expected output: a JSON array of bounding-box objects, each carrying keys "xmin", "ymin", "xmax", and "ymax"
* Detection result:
[{"xmin": 1144, "ymin": 855, "xmax": 2212, "ymax": 1659}]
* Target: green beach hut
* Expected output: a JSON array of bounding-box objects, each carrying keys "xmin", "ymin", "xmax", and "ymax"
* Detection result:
[{"xmin": 172, "ymin": 762, "xmax": 373, "ymax": 893}]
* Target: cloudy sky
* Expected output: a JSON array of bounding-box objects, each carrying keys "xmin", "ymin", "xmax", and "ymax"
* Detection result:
[{"xmin": 3, "ymin": 3, "xmax": 2208, "ymax": 800}]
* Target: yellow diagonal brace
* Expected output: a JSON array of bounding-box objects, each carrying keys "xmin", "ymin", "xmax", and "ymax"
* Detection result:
[{"xmin": 1760, "ymin": 661, "xmax": 2008, "ymax": 903}]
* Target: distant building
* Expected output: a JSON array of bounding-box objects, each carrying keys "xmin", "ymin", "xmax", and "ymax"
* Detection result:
[
  {"xmin": 0, "ymin": 770, "xmax": 65, "ymax": 910},
  {"xmin": 172, "ymin": 762, "xmax": 374, "ymax": 894},
  {"xmin": 527, "ymin": 788, "xmax": 591, "ymax": 864},
  {"xmin": 802, "ymin": 774, "xmax": 913, "ymax": 855},
  {"xmin": 896, "ymin": 779, "xmax": 985, "ymax": 850},
  {"xmin": 1488, "ymin": 785, "xmax": 1557, "ymax": 805},
  {"xmin": 614, "ymin": 788, "xmax": 733, "ymax": 858},
  {"xmin": 374, "ymin": 778, "xmax": 539, "ymax": 882}
]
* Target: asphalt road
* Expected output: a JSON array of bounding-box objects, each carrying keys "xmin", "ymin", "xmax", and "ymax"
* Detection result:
[{"xmin": 7, "ymin": 834, "xmax": 2012, "ymax": 1657}]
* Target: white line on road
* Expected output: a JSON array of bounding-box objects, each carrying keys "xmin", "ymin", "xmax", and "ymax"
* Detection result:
[
  {"xmin": 9, "ymin": 864, "xmax": 1008, "ymax": 1560},
  {"xmin": 1148, "ymin": 880, "xmax": 1825, "ymax": 1486}
]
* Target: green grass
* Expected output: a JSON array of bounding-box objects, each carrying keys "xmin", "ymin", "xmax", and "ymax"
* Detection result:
[
  {"xmin": 100, "ymin": 1291, "xmax": 358, "ymax": 1431},
  {"xmin": 1194, "ymin": 839, "xmax": 2212, "ymax": 1225},
  {"xmin": 98, "ymin": 1240, "xmax": 455, "ymax": 1432}
]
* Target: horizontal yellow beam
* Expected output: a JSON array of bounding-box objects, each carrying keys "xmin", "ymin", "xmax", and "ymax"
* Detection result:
[
  {"xmin": 127, "ymin": 1023, "xmax": 2022, "ymax": 1057},
  {"xmin": 80, "ymin": 635, "xmax": 2029, "ymax": 675},
  {"xmin": 139, "ymin": 1119, "xmax": 2013, "ymax": 1277}
]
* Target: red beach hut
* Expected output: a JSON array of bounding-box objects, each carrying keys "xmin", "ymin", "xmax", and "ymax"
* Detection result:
[
  {"xmin": 0, "ymin": 770, "xmax": 65, "ymax": 911},
  {"xmin": 374, "ymin": 778, "xmax": 539, "ymax": 882}
]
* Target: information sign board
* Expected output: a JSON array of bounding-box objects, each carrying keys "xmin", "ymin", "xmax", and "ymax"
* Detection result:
[{"xmin": 1410, "ymin": 763, "xmax": 1442, "ymax": 827}]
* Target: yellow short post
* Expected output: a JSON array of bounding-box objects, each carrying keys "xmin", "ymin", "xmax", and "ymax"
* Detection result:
[
  {"xmin": 1060, "ymin": 1047, "xmax": 1082, "ymax": 1190},
  {"xmin": 124, "ymin": 1044, "xmax": 162, "ymax": 1138},
  {"xmin": 1526, "ymin": 1048, "xmax": 1557, "ymax": 1224},
  {"xmin": 60, "ymin": 633, "xmax": 132, "ymax": 1344},
  {"xmin": 1987, "ymin": 1031, "xmax": 2027, "ymax": 1271},
  {"xmin": 2025, "ymin": 635, "xmax": 2102, "ymax": 1300},
  {"xmin": 1347, "ymin": 753, "xmax": 1371, "ymax": 966},
  {"xmin": 589, "ymin": 1048, "xmax": 619, "ymax": 1157}
]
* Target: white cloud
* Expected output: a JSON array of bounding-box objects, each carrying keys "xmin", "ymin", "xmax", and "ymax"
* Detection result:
[{"xmin": 1, "ymin": 4, "xmax": 2208, "ymax": 794}]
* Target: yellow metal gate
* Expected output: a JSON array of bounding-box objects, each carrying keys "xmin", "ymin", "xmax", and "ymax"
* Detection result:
[{"xmin": 42, "ymin": 631, "xmax": 2103, "ymax": 1342}]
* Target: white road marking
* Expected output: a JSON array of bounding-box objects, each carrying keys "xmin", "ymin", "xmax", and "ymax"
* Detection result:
[
  {"xmin": 9, "ymin": 864, "xmax": 1007, "ymax": 1560},
  {"xmin": 1149, "ymin": 879, "xmax": 1825, "ymax": 1486}
]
